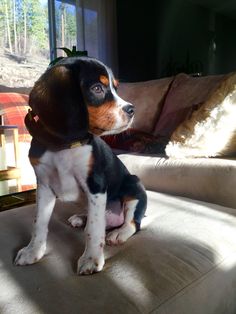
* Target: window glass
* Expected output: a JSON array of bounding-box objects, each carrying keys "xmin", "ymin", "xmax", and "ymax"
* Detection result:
[
  {"xmin": 55, "ymin": 0, "xmax": 77, "ymax": 57},
  {"xmin": 0, "ymin": 0, "xmax": 49, "ymax": 87},
  {"xmin": 54, "ymin": 0, "xmax": 98, "ymax": 59}
]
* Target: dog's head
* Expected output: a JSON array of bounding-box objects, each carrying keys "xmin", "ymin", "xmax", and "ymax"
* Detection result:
[{"xmin": 29, "ymin": 57, "xmax": 134, "ymax": 142}]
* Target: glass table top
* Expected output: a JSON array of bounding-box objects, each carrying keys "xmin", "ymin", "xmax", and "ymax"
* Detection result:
[
  {"xmin": 0, "ymin": 125, "xmax": 37, "ymax": 210},
  {"xmin": 0, "ymin": 178, "xmax": 36, "ymax": 211},
  {"xmin": 0, "ymin": 178, "xmax": 36, "ymax": 197}
]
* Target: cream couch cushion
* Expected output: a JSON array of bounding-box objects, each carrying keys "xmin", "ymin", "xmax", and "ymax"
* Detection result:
[
  {"xmin": 1, "ymin": 191, "xmax": 236, "ymax": 313},
  {"xmin": 119, "ymin": 154, "xmax": 236, "ymax": 208}
]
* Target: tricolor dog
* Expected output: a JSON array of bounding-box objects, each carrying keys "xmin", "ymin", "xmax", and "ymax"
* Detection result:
[{"xmin": 14, "ymin": 57, "xmax": 147, "ymax": 275}]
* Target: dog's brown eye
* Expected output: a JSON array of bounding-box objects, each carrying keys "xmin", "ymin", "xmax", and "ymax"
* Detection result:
[{"xmin": 92, "ymin": 85, "xmax": 103, "ymax": 94}]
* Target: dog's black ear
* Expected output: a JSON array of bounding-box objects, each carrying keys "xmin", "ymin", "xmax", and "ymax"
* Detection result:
[{"xmin": 29, "ymin": 63, "xmax": 88, "ymax": 142}]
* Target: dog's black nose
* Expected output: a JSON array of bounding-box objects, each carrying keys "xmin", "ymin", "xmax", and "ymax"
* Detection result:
[{"xmin": 122, "ymin": 104, "xmax": 135, "ymax": 117}]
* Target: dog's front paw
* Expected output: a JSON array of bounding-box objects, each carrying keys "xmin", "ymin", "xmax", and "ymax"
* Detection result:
[
  {"xmin": 14, "ymin": 244, "xmax": 46, "ymax": 266},
  {"xmin": 77, "ymin": 253, "xmax": 104, "ymax": 275}
]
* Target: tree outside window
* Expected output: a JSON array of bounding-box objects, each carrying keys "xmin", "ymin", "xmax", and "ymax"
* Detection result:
[
  {"xmin": 0, "ymin": 0, "xmax": 49, "ymax": 87},
  {"xmin": 0, "ymin": 0, "xmax": 116, "ymax": 87}
]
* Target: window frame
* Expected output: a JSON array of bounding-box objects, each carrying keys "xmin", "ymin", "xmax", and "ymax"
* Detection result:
[
  {"xmin": 47, "ymin": 0, "xmax": 117, "ymax": 74},
  {"xmin": 48, "ymin": 0, "xmax": 78, "ymax": 59}
]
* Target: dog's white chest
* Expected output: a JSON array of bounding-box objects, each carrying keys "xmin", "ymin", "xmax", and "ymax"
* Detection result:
[{"xmin": 36, "ymin": 145, "xmax": 92, "ymax": 202}]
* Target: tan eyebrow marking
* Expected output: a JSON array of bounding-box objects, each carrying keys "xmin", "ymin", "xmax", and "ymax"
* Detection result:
[{"xmin": 99, "ymin": 75, "xmax": 109, "ymax": 86}]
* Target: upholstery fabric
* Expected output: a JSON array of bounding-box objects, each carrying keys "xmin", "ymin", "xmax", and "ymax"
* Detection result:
[
  {"xmin": 0, "ymin": 92, "xmax": 29, "ymax": 106},
  {"xmin": 166, "ymin": 72, "xmax": 236, "ymax": 157},
  {"xmin": 153, "ymin": 73, "xmax": 226, "ymax": 138},
  {"xmin": 118, "ymin": 154, "xmax": 236, "ymax": 209},
  {"xmin": 1, "ymin": 77, "xmax": 236, "ymax": 313},
  {"xmin": 1, "ymin": 191, "xmax": 236, "ymax": 313},
  {"xmin": 0, "ymin": 93, "xmax": 30, "ymax": 142},
  {"xmin": 118, "ymin": 77, "xmax": 173, "ymax": 133},
  {"xmin": 102, "ymin": 128, "xmax": 168, "ymax": 154}
]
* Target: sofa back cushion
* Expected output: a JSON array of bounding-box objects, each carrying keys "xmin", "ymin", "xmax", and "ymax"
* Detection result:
[{"xmin": 118, "ymin": 77, "xmax": 173, "ymax": 133}]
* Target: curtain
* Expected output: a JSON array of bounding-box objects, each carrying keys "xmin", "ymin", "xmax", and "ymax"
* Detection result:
[{"xmin": 76, "ymin": 0, "xmax": 118, "ymax": 74}]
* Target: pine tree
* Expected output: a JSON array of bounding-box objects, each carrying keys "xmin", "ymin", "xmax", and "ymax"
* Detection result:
[
  {"xmin": 29, "ymin": 0, "xmax": 48, "ymax": 50},
  {"xmin": 13, "ymin": 0, "xmax": 18, "ymax": 53},
  {"xmin": 4, "ymin": 0, "xmax": 13, "ymax": 53},
  {"xmin": 0, "ymin": 0, "xmax": 48, "ymax": 56}
]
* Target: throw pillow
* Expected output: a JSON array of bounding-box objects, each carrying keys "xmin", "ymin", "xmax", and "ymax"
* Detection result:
[
  {"xmin": 102, "ymin": 128, "xmax": 168, "ymax": 154},
  {"xmin": 165, "ymin": 72, "xmax": 236, "ymax": 157},
  {"xmin": 0, "ymin": 93, "xmax": 31, "ymax": 142},
  {"xmin": 153, "ymin": 72, "xmax": 226, "ymax": 138}
]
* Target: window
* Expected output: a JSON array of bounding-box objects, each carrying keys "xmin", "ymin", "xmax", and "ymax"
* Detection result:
[
  {"xmin": 0, "ymin": 0, "xmax": 50, "ymax": 87},
  {"xmin": 50, "ymin": 0, "xmax": 117, "ymax": 73},
  {"xmin": 52, "ymin": 0, "xmax": 99, "ymax": 59},
  {"xmin": 54, "ymin": 0, "xmax": 77, "ymax": 57},
  {"xmin": 0, "ymin": 0, "xmax": 117, "ymax": 88}
]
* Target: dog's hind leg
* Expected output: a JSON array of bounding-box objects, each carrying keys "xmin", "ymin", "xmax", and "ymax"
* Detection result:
[
  {"xmin": 106, "ymin": 178, "xmax": 147, "ymax": 246},
  {"xmin": 68, "ymin": 201, "xmax": 124, "ymax": 230},
  {"xmin": 14, "ymin": 184, "xmax": 56, "ymax": 265}
]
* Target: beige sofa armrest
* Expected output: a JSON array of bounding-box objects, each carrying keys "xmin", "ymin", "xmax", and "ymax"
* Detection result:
[{"xmin": 119, "ymin": 154, "xmax": 236, "ymax": 209}]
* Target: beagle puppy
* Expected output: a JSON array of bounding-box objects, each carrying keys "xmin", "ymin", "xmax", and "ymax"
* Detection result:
[{"xmin": 14, "ymin": 57, "xmax": 147, "ymax": 275}]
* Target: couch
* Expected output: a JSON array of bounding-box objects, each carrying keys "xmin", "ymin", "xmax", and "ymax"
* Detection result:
[{"xmin": 0, "ymin": 73, "xmax": 236, "ymax": 314}]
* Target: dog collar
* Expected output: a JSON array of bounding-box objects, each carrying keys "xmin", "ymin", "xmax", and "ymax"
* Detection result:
[{"xmin": 25, "ymin": 109, "xmax": 91, "ymax": 151}]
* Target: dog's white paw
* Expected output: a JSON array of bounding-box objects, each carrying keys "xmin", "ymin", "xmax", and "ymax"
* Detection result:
[
  {"xmin": 106, "ymin": 223, "xmax": 136, "ymax": 246},
  {"xmin": 68, "ymin": 214, "xmax": 86, "ymax": 228},
  {"xmin": 77, "ymin": 253, "xmax": 105, "ymax": 275},
  {"xmin": 14, "ymin": 244, "xmax": 46, "ymax": 266}
]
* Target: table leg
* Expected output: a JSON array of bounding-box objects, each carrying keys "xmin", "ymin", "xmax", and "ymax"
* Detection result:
[
  {"xmin": 0, "ymin": 132, "xmax": 6, "ymax": 170},
  {"xmin": 13, "ymin": 128, "xmax": 20, "ymax": 168}
]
